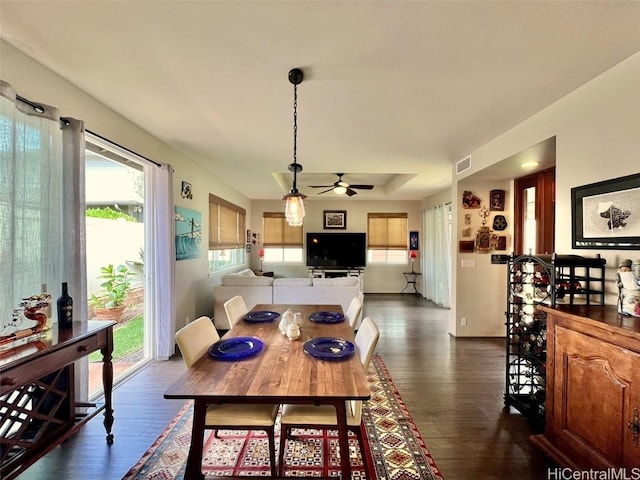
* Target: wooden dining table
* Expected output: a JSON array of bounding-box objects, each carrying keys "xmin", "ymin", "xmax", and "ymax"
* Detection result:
[{"xmin": 164, "ymin": 303, "xmax": 371, "ymax": 480}]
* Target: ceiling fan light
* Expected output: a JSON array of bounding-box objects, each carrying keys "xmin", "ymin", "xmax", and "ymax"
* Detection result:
[{"xmin": 333, "ymin": 186, "xmax": 347, "ymax": 195}]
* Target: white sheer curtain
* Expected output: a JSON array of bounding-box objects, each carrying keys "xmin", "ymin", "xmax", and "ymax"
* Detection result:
[
  {"xmin": 423, "ymin": 204, "xmax": 452, "ymax": 308},
  {"xmin": 0, "ymin": 80, "xmax": 86, "ymax": 326},
  {"xmin": 148, "ymin": 163, "xmax": 175, "ymax": 360}
]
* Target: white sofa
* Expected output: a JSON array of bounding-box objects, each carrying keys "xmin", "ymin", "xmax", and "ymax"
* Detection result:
[
  {"xmin": 213, "ymin": 270, "xmax": 361, "ymax": 329},
  {"xmin": 273, "ymin": 277, "xmax": 360, "ymax": 313}
]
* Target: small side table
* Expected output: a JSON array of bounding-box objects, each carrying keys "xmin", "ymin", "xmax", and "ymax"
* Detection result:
[{"xmin": 401, "ymin": 271, "xmax": 421, "ymax": 296}]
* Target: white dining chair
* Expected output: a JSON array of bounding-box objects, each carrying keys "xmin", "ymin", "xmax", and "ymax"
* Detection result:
[
  {"xmin": 174, "ymin": 316, "xmax": 279, "ymax": 476},
  {"xmin": 277, "ymin": 316, "xmax": 380, "ymax": 477},
  {"xmin": 345, "ymin": 295, "xmax": 363, "ymax": 331},
  {"xmin": 223, "ymin": 295, "xmax": 248, "ymax": 327}
]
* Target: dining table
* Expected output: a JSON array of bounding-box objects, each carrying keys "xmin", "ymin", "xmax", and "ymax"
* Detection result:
[{"xmin": 164, "ymin": 303, "xmax": 371, "ymax": 480}]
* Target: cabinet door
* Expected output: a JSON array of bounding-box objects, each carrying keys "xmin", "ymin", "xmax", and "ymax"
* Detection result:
[{"xmin": 552, "ymin": 326, "xmax": 640, "ymax": 468}]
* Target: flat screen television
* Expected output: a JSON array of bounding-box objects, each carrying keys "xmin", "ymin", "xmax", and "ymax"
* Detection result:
[{"xmin": 306, "ymin": 232, "xmax": 366, "ymax": 269}]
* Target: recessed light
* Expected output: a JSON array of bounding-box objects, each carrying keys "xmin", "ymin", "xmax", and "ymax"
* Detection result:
[{"xmin": 521, "ymin": 161, "xmax": 540, "ymax": 169}]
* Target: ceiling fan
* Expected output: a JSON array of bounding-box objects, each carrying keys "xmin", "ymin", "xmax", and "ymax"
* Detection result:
[{"xmin": 308, "ymin": 173, "xmax": 374, "ymax": 196}]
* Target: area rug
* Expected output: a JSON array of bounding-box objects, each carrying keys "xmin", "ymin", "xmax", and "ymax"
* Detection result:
[{"xmin": 122, "ymin": 355, "xmax": 444, "ymax": 479}]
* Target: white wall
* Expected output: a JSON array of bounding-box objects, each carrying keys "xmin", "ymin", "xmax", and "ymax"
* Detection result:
[
  {"xmin": 5, "ymin": 38, "xmax": 638, "ymax": 338},
  {"xmin": 249, "ymin": 199, "xmax": 423, "ymax": 293},
  {"xmin": 1, "ymin": 40, "xmax": 250, "ymax": 332},
  {"xmin": 450, "ymin": 50, "xmax": 640, "ymax": 337}
]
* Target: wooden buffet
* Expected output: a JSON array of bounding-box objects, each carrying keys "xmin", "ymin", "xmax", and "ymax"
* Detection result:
[
  {"xmin": 531, "ymin": 305, "xmax": 640, "ymax": 469},
  {"xmin": 0, "ymin": 321, "xmax": 115, "ymax": 479}
]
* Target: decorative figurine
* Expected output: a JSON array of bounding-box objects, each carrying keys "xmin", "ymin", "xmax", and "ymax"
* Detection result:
[
  {"xmin": 617, "ymin": 259, "xmax": 640, "ymax": 317},
  {"xmin": 0, "ymin": 293, "xmax": 51, "ymax": 345}
]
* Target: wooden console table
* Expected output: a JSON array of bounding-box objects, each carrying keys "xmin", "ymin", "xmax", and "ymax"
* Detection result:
[{"xmin": 0, "ymin": 320, "xmax": 115, "ymax": 479}]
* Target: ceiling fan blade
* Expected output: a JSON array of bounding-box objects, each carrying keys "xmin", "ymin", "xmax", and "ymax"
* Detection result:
[
  {"xmin": 345, "ymin": 188, "xmax": 358, "ymax": 196},
  {"xmin": 349, "ymin": 184, "xmax": 374, "ymax": 190},
  {"xmin": 309, "ymin": 185, "xmax": 334, "ymax": 188},
  {"xmin": 317, "ymin": 187, "xmax": 335, "ymax": 195}
]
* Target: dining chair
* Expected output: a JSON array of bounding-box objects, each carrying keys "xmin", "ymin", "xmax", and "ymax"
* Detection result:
[
  {"xmin": 345, "ymin": 295, "xmax": 363, "ymax": 331},
  {"xmin": 223, "ymin": 294, "xmax": 248, "ymax": 327},
  {"xmin": 277, "ymin": 316, "xmax": 380, "ymax": 477},
  {"xmin": 174, "ymin": 316, "xmax": 279, "ymax": 476}
]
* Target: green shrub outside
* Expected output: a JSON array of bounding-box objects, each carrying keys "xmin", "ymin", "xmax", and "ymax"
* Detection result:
[{"xmin": 86, "ymin": 207, "xmax": 136, "ymax": 222}]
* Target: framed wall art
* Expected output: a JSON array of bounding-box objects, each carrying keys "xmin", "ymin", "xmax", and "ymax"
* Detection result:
[
  {"xmin": 181, "ymin": 181, "xmax": 193, "ymax": 199},
  {"xmin": 489, "ymin": 189, "xmax": 505, "ymax": 211},
  {"xmin": 175, "ymin": 206, "xmax": 201, "ymax": 260},
  {"xmin": 571, "ymin": 173, "xmax": 640, "ymax": 249},
  {"xmin": 409, "ymin": 231, "xmax": 419, "ymax": 250},
  {"xmin": 459, "ymin": 240, "xmax": 475, "ymax": 253},
  {"xmin": 323, "ymin": 210, "xmax": 347, "ymax": 229}
]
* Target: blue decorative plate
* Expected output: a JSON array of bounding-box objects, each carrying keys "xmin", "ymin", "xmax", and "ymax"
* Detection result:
[
  {"xmin": 208, "ymin": 337, "xmax": 264, "ymax": 360},
  {"xmin": 309, "ymin": 311, "xmax": 345, "ymax": 323},
  {"xmin": 303, "ymin": 337, "xmax": 355, "ymax": 360},
  {"xmin": 243, "ymin": 310, "xmax": 280, "ymax": 323}
]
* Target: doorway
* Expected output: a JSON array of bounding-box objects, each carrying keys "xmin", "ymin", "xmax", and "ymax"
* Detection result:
[{"xmin": 85, "ymin": 133, "xmax": 153, "ymax": 397}]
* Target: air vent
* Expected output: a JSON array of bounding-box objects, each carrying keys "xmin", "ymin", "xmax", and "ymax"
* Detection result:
[{"xmin": 456, "ymin": 156, "xmax": 471, "ymax": 175}]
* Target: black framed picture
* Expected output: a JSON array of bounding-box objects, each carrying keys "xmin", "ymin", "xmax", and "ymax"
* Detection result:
[
  {"xmin": 489, "ymin": 189, "xmax": 505, "ymax": 211},
  {"xmin": 180, "ymin": 181, "xmax": 193, "ymax": 199},
  {"xmin": 323, "ymin": 210, "xmax": 347, "ymax": 229},
  {"xmin": 571, "ymin": 173, "xmax": 640, "ymax": 249},
  {"xmin": 409, "ymin": 231, "xmax": 419, "ymax": 250}
]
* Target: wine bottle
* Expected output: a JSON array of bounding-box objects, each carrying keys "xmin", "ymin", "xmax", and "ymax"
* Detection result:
[{"xmin": 57, "ymin": 282, "xmax": 73, "ymax": 329}]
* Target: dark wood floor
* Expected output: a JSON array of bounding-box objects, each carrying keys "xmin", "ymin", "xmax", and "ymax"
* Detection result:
[{"xmin": 18, "ymin": 294, "xmax": 555, "ymax": 479}]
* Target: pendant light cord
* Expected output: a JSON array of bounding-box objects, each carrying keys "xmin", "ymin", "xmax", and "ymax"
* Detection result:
[{"xmin": 292, "ymin": 82, "xmax": 298, "ymax": 191}]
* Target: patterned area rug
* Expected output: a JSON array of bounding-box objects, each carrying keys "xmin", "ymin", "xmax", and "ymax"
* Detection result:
[{"xmin": 122, "ymin": 355, "xmax": 444, "ymax": 479}]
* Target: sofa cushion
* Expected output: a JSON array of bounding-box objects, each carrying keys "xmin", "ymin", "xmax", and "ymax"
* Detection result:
[
  {"xmin": 312, "ymin": 276, "xmax": 360, "ymax": 287},
  {"xmin": 273, "ymin": 277, "xmax": 313, "ymax": 287},
  {"xmin": 221, "ymin": 275, "xmax": 274, "ymax": 286},
  {"xmin": 235, "ymin": 268, "xmax": 256, "ymax": 277}
]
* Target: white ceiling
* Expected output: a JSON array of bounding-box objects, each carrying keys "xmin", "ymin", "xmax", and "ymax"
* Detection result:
[{"xmin": 2, "ymin": 1, "xmax": 639, "ymax": 201}]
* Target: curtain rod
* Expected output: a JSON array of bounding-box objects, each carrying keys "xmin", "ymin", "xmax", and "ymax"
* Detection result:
[
  {"xmin": 86, "ymin": 129, "xmax": 161, "ymax": 167},
  {"xmin": 14, "ymin": 94, "xmax": 161, "ymax": 168},
  {"xmin": 16, "ymin": 94, "xmax": 46, "ymax": 114}
]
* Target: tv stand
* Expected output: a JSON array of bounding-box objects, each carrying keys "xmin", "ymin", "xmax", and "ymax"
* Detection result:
[{"xmin": 309, "ymin": 268, "xmax": 364, "ymax": 291}]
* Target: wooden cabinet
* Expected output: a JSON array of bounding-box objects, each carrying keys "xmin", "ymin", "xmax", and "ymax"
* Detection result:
[{"xmin": 531, "ymin": 305, "xmax": 640, "ymax": 469}]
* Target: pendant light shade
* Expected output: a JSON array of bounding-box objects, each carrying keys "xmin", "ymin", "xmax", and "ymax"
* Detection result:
[
  {"xmin": 282, "ymin": 68, "xmax": 306, "ymax": 226},
  {"xmin": 284, "ymin": 194, "xmax": 306, "ymax": 226}
]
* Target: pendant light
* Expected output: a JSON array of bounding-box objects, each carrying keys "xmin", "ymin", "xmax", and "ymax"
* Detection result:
[{"xmin": 282, "ymin": 68, "xmax": 307, "ymax": 226}]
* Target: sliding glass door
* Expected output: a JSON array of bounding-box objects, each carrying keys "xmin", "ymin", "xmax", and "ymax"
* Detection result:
[{"xmin": 85, "ymin": 133, "xmax": 154, "ymax": 397}]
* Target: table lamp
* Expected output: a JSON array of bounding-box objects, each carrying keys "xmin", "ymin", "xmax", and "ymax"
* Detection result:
[
  {"xmin": 410, "ymin": 250, "xmax": 417, "ymax": 273},
  {"xmin": 258, "ymin": 248, "xmax": 265, "ymax": 272}
]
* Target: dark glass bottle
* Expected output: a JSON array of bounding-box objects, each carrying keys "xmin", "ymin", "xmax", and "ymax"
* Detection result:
[{"xmin": 57, "ymin": 282, "xmax": 73, "ymax": 329}]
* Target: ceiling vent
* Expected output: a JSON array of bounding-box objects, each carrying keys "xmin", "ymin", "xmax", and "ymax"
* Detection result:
[{"xmin": 456, "ymin": 156, "xmax": 471, "ymax": 175}]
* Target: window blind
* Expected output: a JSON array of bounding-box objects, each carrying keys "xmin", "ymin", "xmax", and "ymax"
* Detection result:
[
  {"xmin": 367, "ymin": 212, "xmax": 408, "ymax": 250},
  {"xmin": 263, "ymin": 212, "xmax": 303, "ymax": 247},
  {"xmin": 209, "ymin": 194, "xmax": 246, "ymax": 249}
]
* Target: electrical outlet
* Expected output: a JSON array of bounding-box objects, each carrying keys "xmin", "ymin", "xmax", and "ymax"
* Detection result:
[
  {"xmin": 186, "ymin": 316, "xmax": 190, "ymax": 324},
  {"xmin": 460, "ymin": 317, "xmax": 467, "ymax": 326}
]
